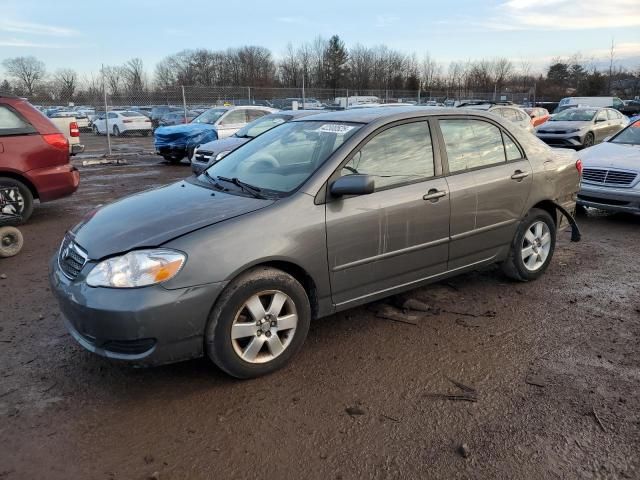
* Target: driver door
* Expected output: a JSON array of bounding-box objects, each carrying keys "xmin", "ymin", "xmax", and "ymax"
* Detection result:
[{"xmin": 325, "ymin": 120, "xmax": 450, "ymax": 308}]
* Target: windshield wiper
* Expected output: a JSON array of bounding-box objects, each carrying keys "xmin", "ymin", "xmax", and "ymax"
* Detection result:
[
  {"xmin": 217, "ymin": 176, "xmax": 266, "ymax": 199},
  {"xmin": 201, "ymin": 170, "xmax": 226, "ymax": 190}
]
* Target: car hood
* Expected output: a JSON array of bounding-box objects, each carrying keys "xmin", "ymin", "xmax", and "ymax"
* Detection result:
[
  {"xmin": 538, "ymin": 120, "xmax": 590, "ymax": 131},
  {"xmin": 196, "ymin": 136, "xmax": 249, "ymax": 156},
  {"xmin": 71, "ymin": 180, "xmax": 274, "ymax": 260},
  {"xmin": 581, "ymin": 141, "xmax": 640, "ymax": 171},
  {"xmin": 154, "ymin": 123, "xmax": 218, "ymax": 147}
]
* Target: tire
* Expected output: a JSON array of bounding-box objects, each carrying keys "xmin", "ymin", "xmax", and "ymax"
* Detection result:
[
  {"xmin": 186, "ymin": 146, "xmax": 195, "ymax": 162},
  {"xmin": 0, "ymin": 226, "xmax": 23, "ymax": 258},
  {"xmin": 142, "ymin": 131, "xmax": 150, "ymax": 137},
  {"xmin": 0, "ymin": 178, "xmax": 34, "ymax": 223},
  {"xmin": 113, "ymin": 125, "xmax": 120, "ymax": 137},
  {"xmin": 92, "ymin": 125, "xmax": 100, "ymax": 135},
  {"xmin": 205, "ymin": 267, "xmax": 311, "ymax": 379},
  {"xmin": 501, "ymin": 208, "xmax": 556, "ymax": 282},
  {"xmin": 582, "ymin": 132, "xmax": 594, "ymax": 148}
]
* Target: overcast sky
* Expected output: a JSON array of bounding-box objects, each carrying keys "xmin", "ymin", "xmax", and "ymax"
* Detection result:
[{"xmin": 1, "ymin": 0, "xmax": 639, "ymax": 75}]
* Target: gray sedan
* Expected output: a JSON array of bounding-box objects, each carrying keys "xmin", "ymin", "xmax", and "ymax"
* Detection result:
[
  {"xmin": 578, "ymin": 119, "xmax": 640, "ymax": 213},
  {"xmin": 50, "ymin": 107, "xmax": 580, "ymax": 378},
  {"xmin": 536, "ymin": 107, "xmax": 628, "ymax": 148},
  {"xmin": 191, "ymin": 110, "xmax": 322, "ymax": 175}
]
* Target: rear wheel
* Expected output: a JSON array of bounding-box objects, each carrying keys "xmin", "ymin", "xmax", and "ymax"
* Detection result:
[
  {"xmin": 92, "ymin": 125, "xmax": 100, "ymax": 135},
  {"xmin": 582, "ymin": 132, "xmax": 594, "ymax": 148},
  {"xmin": 0, "ymin": 226, "xmax": 23, "ymax": 258},
  {"xmin": 141, "ymin": 131, "xmax": 150, "ymax": 137},
  {"xmin": 113, "ymin": 125, "xmax": 120, "ymax": 137},
  {"xmin": 205, "ymin": 267, "xmax": 311, "ymax": 378},
  {"xmin": 502, "ymin": 208, "xmax": 556, "ymax": 281},
  {"xmin": 0, "ymin": 178, "xmax": 34, "ymax": 223},
  {"xmin": 162, "ymin": 154, "xmax": 183, "ymax": 164}
]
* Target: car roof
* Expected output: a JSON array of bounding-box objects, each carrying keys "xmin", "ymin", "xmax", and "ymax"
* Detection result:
[
  {"xmin": 291, "ymin": 106, "xmax": 490, "ymax": 124},
  {"xmin": 273, "ymin": 109, "xmax": 323, "ymax": 119}
]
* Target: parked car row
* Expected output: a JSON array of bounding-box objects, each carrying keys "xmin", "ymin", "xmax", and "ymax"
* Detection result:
[{"xmin": 91, "ymin": 111, "xmax": 152, "ymax": 136}]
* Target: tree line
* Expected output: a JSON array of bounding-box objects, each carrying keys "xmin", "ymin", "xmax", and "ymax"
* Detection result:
[{"xmin": 2, "ymin": 35, "xmax": 639, "ymax": 102}]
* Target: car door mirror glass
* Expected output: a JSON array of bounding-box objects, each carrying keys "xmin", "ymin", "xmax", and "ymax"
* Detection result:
[{"xmin": 330, "ymin": 175, "xmax": 375, "ymax": 197}]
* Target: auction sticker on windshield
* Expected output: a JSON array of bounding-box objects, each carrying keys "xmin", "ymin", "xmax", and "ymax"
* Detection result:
[{"xmin": 315, "ymin": 124, "xmax": 355, "ymax": 134}]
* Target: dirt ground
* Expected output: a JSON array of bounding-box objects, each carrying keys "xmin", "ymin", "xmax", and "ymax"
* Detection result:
[{"xmin": 0, "ymin": 156, "xmax": 638, "ymax": 480}]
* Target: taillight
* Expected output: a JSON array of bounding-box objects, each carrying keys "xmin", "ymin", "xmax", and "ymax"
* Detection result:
[
  {"xmin": 123, "ymin": 119, "xmax": 133, "ymax": 123},
  {"xmin": 42, "ymin": 133, "xmax": 69, "ymax": 152},
  {"xmin": 70, "ymin": 121, "xmax": 80, "ymax": 137},
  {"xmin": 576, "ymin": 159, "xmax": 583, "ymax": 175},
  {"xmin": 145, "ymin": 119, "xmax": 151, "ymax": 122}
]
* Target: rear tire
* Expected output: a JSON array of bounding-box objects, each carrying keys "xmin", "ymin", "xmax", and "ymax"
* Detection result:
[
  {"xmin": 162, "ymin": 155, "xmax": 183, "ymax": 164},
  {"xmin": 205, "ymin": 267, "xmax": 311, "ymax": 379},
  {"xmin": 0, "ymin": 178, "xmax": 34, "ymax": 223},
  {"xmin": 0, "ymin": 226, "xmax": 23, "ymax": 257},
  {"xmin": 113, "ymin": 125, "xmax": 120, "ymax": 137},
  {"xmin": 501, "ymin": 208, "xmax": 556, "ymax": 282}
]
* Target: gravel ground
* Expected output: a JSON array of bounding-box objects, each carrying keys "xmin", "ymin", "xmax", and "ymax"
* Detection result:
[{"xmin": 0, "ymin": 157, "xmax": 638, "ymax": 480}]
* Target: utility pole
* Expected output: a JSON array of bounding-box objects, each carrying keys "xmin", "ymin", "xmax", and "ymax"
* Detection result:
[
  {"xmin": 102, "ymin": 64, "xmax": 111, "ymax": 156},
  {"xmin": 608, "ymin": 38, "xmax": 615, "ymax": 94}
]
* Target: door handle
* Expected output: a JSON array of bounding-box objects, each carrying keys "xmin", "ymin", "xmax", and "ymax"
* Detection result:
[
  {"xmin": 511, "ymin": 170, "xmax": 529, "ymax": 181},
  {"xmin": 423, "ymin": 189, "xmax": 447, "ymax": 202}
]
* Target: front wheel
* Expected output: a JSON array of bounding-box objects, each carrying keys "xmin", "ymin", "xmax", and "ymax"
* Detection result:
[
  {"xmin": 205, "ymin": 267, "xmax": 311, "ymax": 378},
  {"xmin": 501, "ymin": 208, "xmax": 556, "ymax": 281},
  {"xmin": 582, "ymin": 132, "xmax": 594, "ymax": 148}
]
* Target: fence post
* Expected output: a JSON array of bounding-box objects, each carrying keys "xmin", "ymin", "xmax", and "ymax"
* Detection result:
[
  {"xmin": 101, "ymin": 64, "xmax": 111, "ymax": 156},
  {"xmin": 346, "ymin": 89, "xmax": 349, "ymax": 109},
  {"xmin": 181, "ymin": 85, "xmax": 188, "ymax": 123},
  {"xmin": 417, "ymin": 88, "xmax": 421, "ymax": 104},
  {"xmin": 247, "ymin": 86, "xmax": 251, "ymax": 104}
]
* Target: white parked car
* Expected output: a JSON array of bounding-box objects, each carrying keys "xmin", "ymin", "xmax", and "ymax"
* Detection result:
[
  {"xmin": 458, "ymin": 102, "xmax": 535, "ymax": 133},
  {"xmin": 92, "ymin": 110, "xmax": 152, "ymax": 136}
]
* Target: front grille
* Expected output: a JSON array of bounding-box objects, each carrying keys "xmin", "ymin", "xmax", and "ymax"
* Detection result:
[
  {"xmin": 194, "ymin": 150, "xmax": 212, "ymax": 163},
  {"xmin": 538, "ymin": 129, "xmax": 567, "ymax": 134},
  {"xmin": 582, "ymin": 168, "xmax": 637, "ymax": 187},
  {"xmin": 58, "ymin": 236, "xmax": 88, "ymax": 280}
]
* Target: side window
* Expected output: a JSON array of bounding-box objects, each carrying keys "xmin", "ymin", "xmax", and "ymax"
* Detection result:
[
  {"xmin": 108, "ymin": 113, "xmax": 117, "ymax": 119},
  {"xmin": 0, "ymin": 105, "xmax": 35, "ymax": 136},
  {"xmin": 440, "ymin": 119, "xmax": 507, "ymax": 173},
  {"xmin": 342, "ymin": 121, "xmax": 435, "ymax": 190},
  {"xmin": 595, "ymin": 110, "xmax": 607, "ymax": 122},
  {"xmin": 247, "ymin": 109, "xmax": 268, "ymax": 121},
  {"xmin": 502, "ymin": 133, "xmax": 523, "ymax": 161},
  {"xmin": 613, "ymin": 98, "xmax": 624, "ymax": 109},
  {"xmin": 220, "ymin": 109, "xmax": 247, "ymax": 125},
  {"xmin": 606, "ymin": 109, "xmax": 618, "ymax": 120}
]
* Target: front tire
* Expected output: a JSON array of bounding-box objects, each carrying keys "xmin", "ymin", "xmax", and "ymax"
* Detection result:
[
  {"xmin": 501, "ymin": 208, "xmax": 556, "ymax": 281},
  {"xmin": 205, "ymin": 267, "xmax": 311, "ymax": 379},
  {"xmin": 0, "ymin": 178, "xmax": 34, "ymax": 223},
  {"xmin": 582, "ymin": 132, "xmax": 594, "ymax": 148}
]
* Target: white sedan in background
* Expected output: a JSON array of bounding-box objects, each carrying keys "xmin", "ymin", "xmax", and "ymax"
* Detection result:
[{"xmin": 92, "ymin": 111, "xmax": 152, "ymax": 136}]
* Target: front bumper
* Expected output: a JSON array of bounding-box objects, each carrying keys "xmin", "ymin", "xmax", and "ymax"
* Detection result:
[
  {"xmin": 577, "ymin": 183, "xmax": 640, "ymax": 213},
  {"xmin": 49, "ymin": 255, "xmax": 227, "ymax": 366},
  {"xmin": 155, "ymin": 145, "xmax": 188, "ymax": 158},
  {"xmin": 536, "ymin": 132, "xmax": 584, "ymax": 148}
]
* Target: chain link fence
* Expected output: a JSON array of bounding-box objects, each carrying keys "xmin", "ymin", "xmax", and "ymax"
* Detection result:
[{"xmin": 27, "ymin": 85, "xmax": 536, "ymax": 157}]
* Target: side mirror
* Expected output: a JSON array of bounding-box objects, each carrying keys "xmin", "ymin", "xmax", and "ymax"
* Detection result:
[{"xmin": 330, "ymin": 174, "xmax": 375, "ymax": 197}]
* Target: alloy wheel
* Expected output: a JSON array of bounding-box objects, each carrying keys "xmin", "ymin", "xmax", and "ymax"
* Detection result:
[
  {"xmin": 230, "ymin": 290, "xmax": 298, "ymax": 364},
  {"xmin": 521, "ymin": 221, "xmax": 551, "ymax": 272}
]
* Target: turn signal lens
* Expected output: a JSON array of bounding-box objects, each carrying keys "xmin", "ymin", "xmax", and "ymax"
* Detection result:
[{"xmin": 575, "ymin": 159, "xmax": 583, "ymax": 175}]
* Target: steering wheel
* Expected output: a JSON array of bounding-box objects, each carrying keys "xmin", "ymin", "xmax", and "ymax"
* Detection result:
[
  {"xmin": 342, "ymin": 165, "xmax": 359, "ymax": 174},
  {"xmin": 237, "ymin": 153, "xmax": 280, "ymax": 174}
]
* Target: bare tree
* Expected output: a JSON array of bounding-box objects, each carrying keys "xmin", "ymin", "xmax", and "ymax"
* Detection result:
[
  {"xmin": 608, "ymin": 39, "xmax": 615, "ymax": 93},
  {"xmin": 2, "ymin": 56, "xmax": 46, "ymax": 96},
  {"xmin": 53, "ymin": 68, "xmax": 78, "ymax": 100},
  {"xmin": 123, "ymin": 58, "xmax": 145, "ymax": 93}
]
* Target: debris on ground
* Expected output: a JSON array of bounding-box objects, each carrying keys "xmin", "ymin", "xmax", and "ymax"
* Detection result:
[
  {"xmin": 370, "ymin": 304, "xmax": 418, "ymax": 325},
  {"xmin": 458, "ymin": 443, "xmax": 471, "ymax": 458},
  {"xmin": 82, "ymin": 158, "xmax": 129, "ymax": 166},
  {"xmin": 427, "ymin": 377, "xmax": 479, "ymax": 402},
  {"xmin": 0, "ymin": 273, "xmax": 7, "ymax": 279},
  {"xmin": 591, "ymin": 406, "xmax": 606, "ymax": 432},
  {"xmin": 525, "ymin": 375, "xmax": 546, "ymax": 388},
  {"xmin": 345, "ymin": 406, "xmax": 366, "ymax": 416}
]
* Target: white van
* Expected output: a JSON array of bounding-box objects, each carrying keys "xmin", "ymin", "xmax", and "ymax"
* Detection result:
[{"xmin": 556, "ymin": 96, "xmax": 624, "ymax": 113}]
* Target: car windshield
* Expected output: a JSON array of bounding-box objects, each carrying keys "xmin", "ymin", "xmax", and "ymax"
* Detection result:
[
  {"xmin": 201, "ymin": 120, "xmax": 362, "ymax": 195},
  {"xmin": 610, "ymin": 120, "xmax": 640, "ymax": 145},
  {"xmin": 192, "ymin": 108, "xmax": 227, "ymax": 125},
  {"xmin": 551, "ymin": 109, "xmax": 597, "ymax": 121},
  {"xmin": 234, "ymin": 114, "xmax": 291, "ymax": 139}
]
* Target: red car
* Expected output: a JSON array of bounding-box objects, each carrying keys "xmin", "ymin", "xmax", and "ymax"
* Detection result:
[
  {"xmin": 0, "ymin": 94, "xmax": 79, "ymax": 222},
  {"xmin": 524, "ymin": 107, "xmax": 551, "ymax": 127}
]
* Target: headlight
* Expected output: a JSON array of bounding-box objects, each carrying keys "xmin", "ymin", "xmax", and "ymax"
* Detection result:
[
  {"xmin": 215, "ymin": 150, "xmax": 231, "ymax": 161},
  {"xmin": 86, "ymin": 249, "xmax": 186, "ymax": 288}
]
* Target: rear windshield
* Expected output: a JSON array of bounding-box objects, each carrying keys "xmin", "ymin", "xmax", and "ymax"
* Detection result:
[
  {"xmin": 121, "ymin": 111, "xmax": 144, "ymax": 117},
  {"xmin": 193, "ymin": 109, "xmax": 227, "ymax": 125}
]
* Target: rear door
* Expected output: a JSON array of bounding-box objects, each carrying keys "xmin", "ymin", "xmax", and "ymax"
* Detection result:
[
  {"xmin": 325, "ymin": 120, "xmax": 450, "ymax": 308},
  {"xmin": 436, "ymin": 117, "xmax": 532, "ymax": 269}
]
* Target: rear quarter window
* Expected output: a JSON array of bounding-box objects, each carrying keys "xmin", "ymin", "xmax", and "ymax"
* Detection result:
[{"xmin": 0, "ymin": 105, "xmax": 36, "ymax": 136}]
